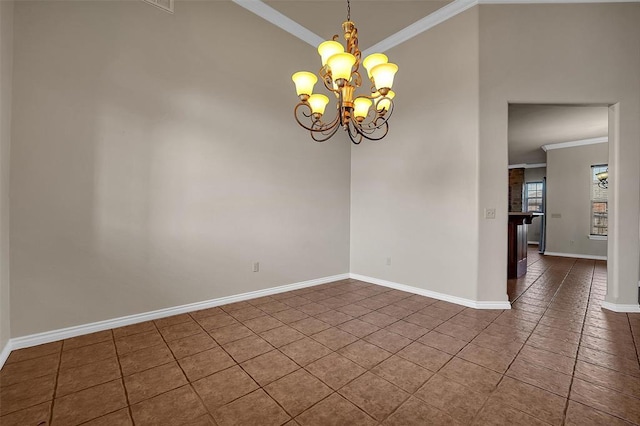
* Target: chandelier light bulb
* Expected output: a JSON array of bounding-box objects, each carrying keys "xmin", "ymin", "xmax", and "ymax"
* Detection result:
[
  {"xmin": 376, "ymin": 90, "xmax": 395, "ymax": 112},
  {"xmin": 292, "ymin": 71, "xmax": 318, "ymax": 98},
  {"xmin": 327, "ymin": 52, "xmax": 356, "ymax": 83},
  {"xmin": 353, "ymin": 97, "xmax": 373, "ymax": 120},
  {"xmin": 308, "ymin": 94, "xmax": 330, "ymax": 115},
  {"xmin": 318, "ymin": 41, "xmax": 344, "ymax": 67},
  {"xmin": 362, "ymin": 53, "xmax": 388, "ymax": 79},
  {"xmin": 370, "ymin": 62, "xmax": 398, "ymax": 92}
]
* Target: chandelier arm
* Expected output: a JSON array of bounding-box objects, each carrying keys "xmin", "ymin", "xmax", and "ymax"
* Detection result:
[
  {"xmin": 346, "ymin": 121, "xmax": 363, "ymax": 145},
  {"xmin": 310, "ymin": 119, "xmax": 341, "ymax": 142},
  {"xmin": 294, "ymin": 102, "xmax": 340, "ymax": 133},
  {"xmin": 354, "ymin": 98, "xmax": 394, "ymax": 132},
  {"xmin": 351, "ymin": 116, "xmax": 389, "ymax": 141}
]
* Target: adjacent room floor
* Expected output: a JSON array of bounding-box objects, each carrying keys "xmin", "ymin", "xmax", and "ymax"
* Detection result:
[{"xmin": 1, "ymin": 256, "xmax": 639, "ymax": 425}]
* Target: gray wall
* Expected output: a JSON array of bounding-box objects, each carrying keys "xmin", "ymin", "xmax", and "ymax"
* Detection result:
[
  {"xmin": 350, "ymin": 8, "xmax": 480, "ymax": 301},
  {"xmin": 478, "ymin": 4, "xmax": 640, "ymax": 305},
  {"xmin": 10, "ymin": 1, "xmax": 351, "ymax": 336},
  {"xmin": 546, "ymin": 144, "xmax": 608, "ymax": 257},
  {"xmin": 0, "ymin": 0, "xmax": 13, "ymax": 350},
  {"xmin": 525, "ymin": 167, "xmax": 546, "ymax": 243}
]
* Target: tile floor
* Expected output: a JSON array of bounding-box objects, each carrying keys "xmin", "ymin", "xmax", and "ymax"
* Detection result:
[{"xmin": 1, "ymin": 253, "xmax": 639, "ymax": 425}]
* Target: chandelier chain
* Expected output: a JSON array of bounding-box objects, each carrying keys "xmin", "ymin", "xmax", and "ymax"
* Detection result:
[{"xmin": 347, "ymin": 0, "xmax": 351, "ymax": 21}]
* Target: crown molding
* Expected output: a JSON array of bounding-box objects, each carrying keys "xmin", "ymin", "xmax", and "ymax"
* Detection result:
[
  {"xmin": 542, "ymin": 136, "xmax": 608, "ymax": 152},
  {"xmin": 232, "ymin": 0, "xmax": 324, "ymax": 48},
  {"xmin": 362, "ymin": 0, "xmax": 477, "ymax": 56},
  {"xmin": 508, "ymin": 163, "xmax": 547, "ymax": 169}
]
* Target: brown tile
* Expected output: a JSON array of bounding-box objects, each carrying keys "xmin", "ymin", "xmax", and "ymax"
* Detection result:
[
  {"xmin": 212, "ymin": 389, "xmax": 290, "ymax": 426},
  {"xmin": 5, "ymin": 342, "xmax": 61, "ymax": 364},
  {"xmin": 507, "ymin": 358, "xmax": 572, "ymax": 397},
  {"xmin": 0, "ymin": 401, "xmax": 51, "ymax": 426},
  {"xmin": 339, "ymin": 372, "xmax": 409, "ymax": 421},
  {"xmin": 364, "ymin": 329, "xmax": 412, "ymax": 353},
  {"xmin": 166, "ymin": 333, "xmax": 217, "ymax": 360},
  {"xmin": 112, "ymin": 321, "xmax": 156, "ymax": 339},
  {"xmin": 360, "ymin": 311, "xmax": 398, "ymax": 328},
  {"xmin": 414, "ymin": 374, "xmax": 487, "ymax": 423},
  {"xmin": 221, "ymin": 301, "xmax": 253, "ymax": 312},
  {"xmin": 356, "ymin": 297, "xmax": 390, "ymax": 310},
  {"xmin": 518, "ymin": 344, "xmax": 575, "ymax": 375},
  {"xmin": 208, "ymin": 323, "xmax": 254, "ymax": 345},
  {"xmin": 63, "ymin": 330, "xmax": 113, "ymax": 351},
  {"xmin": 311, "ymin": 328, "xmax": 359, "ymax": 350},
  {"xmin": 196, "ymin": 313, "xmax": 238, "ymax": 331},
  {"xmin": 295, "ymin": 392, "xmax": 376, "ymax": 426},
  {"xmin": 338, "ymin": 340, "xmax": 392, "ymax": 369},
  {"xmin": 440, "ymin": 357, "xmax": 501, "ymax": 394},
  {"xmin": 158, "ymin": 320, "xmax": 202, "ymax": 342},
  {"xmin": 242, "ymin": 315, "xmax": 285, "ymax": 333},
  {"xmin": 337, "ymin": 319, "xmax": 380, "ymax": 338},
  {"xmin": 115, "ymin": 331, "xmax": 164, "ymax": 356},
  {"xmin": 472, "ymin": 398, "xmax": 550, "ymax": 426},
  {"xmin": 240, "ymin": 350, "xmax": 299, "ymax": 386},
  {"xmin": 59, "ymin": 340, "xmax": 117, "ymax": 370},
  {"xmin": 456, "ymin": 343, "xmax": 514, "ymax": 373},
  {"xmin": 336, "ymin": 304, "xmax": 373, "ymax": 317},
  {"xmin": 533, "ymin": 324, "xmax": 581, "ymax": 344},
  {"xmin": 490, "ymin": 376, "xmax": 566, "ymax": 425},
  {"xmin": 271, "ymin": 308, "xmax": 309, "ymax": 324},
  {"xmin": 82, "ymin": 408, "xmax": 132, "ymax": 426},
  {"xmin": 222, "ymin": 334, "xmax": 274, "ymax": 363},
  {"xmin": 397, "ymin": 342, "xmax": 452, "ymax": 372},
  {"xmin": 383, "ymin": 397, "xmax": 461, "ymax": 426},
  {"xmin": 290, "ymin": 317, "xmax": 331, "ymax": 336},
  {"xmin": 574, "ymin": 359, "xmax": 640, "ymax": 399},
  {"xmin": 264, "ymin": 369, "xmax": 332, "ymax": 416},
  {"xmin": 313, "ymin": 309, "xmax": 354, "ymax": 326},
  {"xmin": 570, "ymin": 377, "xmax": 640, "ymax": 424},
  {"xmin": 378, "ymin": 304, "xmax": 414, "ymax": 319},
  {"xmin": 130, "ymin": 384, "xmax": 207, "ymax": 425},
  {"xmin": 435, "ymin": 321, "xmax": 482, "ymax": 342},
  {"xmin": 297, "ymin": 302, "xmax": 331, "ymax": 316},
  {"xmin": 418, "ymin": 305, "xmax": 458, "ymax": 321},
  {"xmin": 305, "ymin": 352, "xmax": 366, "ymax": 390},
  {"xmin": 258, "ymin": 301, "xmax": 291, "ymax": 314},
  {"xmin": 526, "ymin": 333, "xmax": 578, "ymax": 358},
  {"xmin": 415, "ymin": 331, "xmax": 465, "ymax": 355},
  {"xmin": 119, "ymin": 343, "xmax": 174, "ymax": 375},
  {"xmin": 371, "ymin": 355, "xmax": 432, "ymax": 393},
  {"xmin": 578, "ymin": 346, "xmax": 640, "ymax": 377},
  {"xmin": 404, "ymin": 312, "xmax": 444, "ymax": 329},
  {"xmin": 123, "ymin": 361, "xmax": 187, "ymax": 404},
  {"xmin": 154, "ymin": 313, "xmax": 193, "ymax": 329},
  {"xmin": 319, "ymin": 296, "xmax": 351, "ymax": 309},
  {"xmin": 580, "ymin": 334, "xmax": 638, "ymax": 361},
  {"xmin": 51, "ymin": 379, "xmax": 127, "ymax": 425},
  {"xmin": 1, "ymin": 353, "xmax": 59, "ymax": 386},
  {"xmin": 56, "ymin": 357, "xmax": 122, "ymax": 397},
  {"xmin": 0, "ymin": 374, "xmax": 55, "ymax": 416},
  {"xmin": 283, "ymin": 296, "xmax": 313, "ymax": 308},
  {"xmin": 259, "ymin": 325, "xmax": 306, "ymax": 348},
  {"xmin": 178, "ymin": 347, "xmax": 236, "ymax": 381},
  {"xmin": 189, "ymin": 306, "xmax": 224, "ymax": 320},
  {"xmin": 229, "ymin": 306, "xmax": 266, "ymax": 322},
  {"xmin": 565, "ymin": 400, "xmax": 634, "ymax": 426},
  {"xmin": 192, "ymin": 365, "xmax": 259, "ymax": 412},
  {"xmin": 279, "ymin": 337, "xmax": 332, "ymax": 366},
  {"xmin": 385, "ymin": 320, "xmax": 428, "ymax": 340}
]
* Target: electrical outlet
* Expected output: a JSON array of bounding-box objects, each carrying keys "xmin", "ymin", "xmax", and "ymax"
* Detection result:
[
  {"xmin": 386, "ymin": 257, "xmax": 392, "ymax": 266},
  {"xmin": 484, "ymin": 208, "xmax": 496, "ymax": 219},
  {"xmin": 253, "ymin": 262, "xmax": 259, "ymax": 272}
]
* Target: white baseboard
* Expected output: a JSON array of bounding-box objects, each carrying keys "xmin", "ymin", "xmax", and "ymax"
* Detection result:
[
  {"xmin": 0, "ymin": 339, "xmax": 11, "ymax": 367},
  {"xmin": 601, "ymin": 301, "xmax": 640, "ymax": 313},
  {"xmin": 349, "ymin": 273, "xmax": 511, "ymax": 310},
  {"xmin": 527, "ymin": 241, "xmax": 539, "ymax": 245},
  {"xmin": 2, "ymin": 273, "xmax": 350, "ymax": 367},
  {"xmin": 544, "ymin": 251, "xmax": 607, "ymax": 261}
]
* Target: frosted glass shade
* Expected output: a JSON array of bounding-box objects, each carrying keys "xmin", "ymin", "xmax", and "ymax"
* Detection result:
[
  {"xmin": 362, "ymin": 53, "xmax": 388, "ymax": 79},
  {"xmin": 376, "ymin": 90, "xmax": 395, "ymax": 111},
  {"xmin": 308, "ymin": 94, "xmax": 330, "ymax": 115},
  {"xmin": 353, "ymin": 98, "xmax": 372, "ymax": 119},
  {"xmin": 371, "ymin": 63, "xmax": 398, "ymax": 91},
  {"xmin": 318, "ymin": 41, "xmax": 344, "ymax": 66},
  {"xmin": 292, "ymin": 71, "xmax": 317, "ymax": 97},
  {"xmin": 327, "ymin": 53, "xmax": 356, "ymax": 82}
]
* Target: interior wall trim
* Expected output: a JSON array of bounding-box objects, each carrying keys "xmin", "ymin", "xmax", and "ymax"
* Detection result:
[
  {"xmin": 541, "ymin": 136, "xmax": 608, "ymax": 152},
  {"xmin": 349, "ymin": 273, "xmax": 512, "ymax": 310},
  {"xmin": 543, "ymin": 251, "xmax": 607, "ymax": 260},
  {"xmin": 0, "ymin": 273, "xmax": 349, "ymax": 369},
  {"xmin": 601, "ymin": 301, "xmax": 640, "ymax": 313}
]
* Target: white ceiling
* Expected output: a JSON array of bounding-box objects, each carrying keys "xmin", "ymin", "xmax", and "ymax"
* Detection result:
[
  {"xmin": 264, "ymin": 0, "xmax": 453, "ymax": 51},
  {"xmin": 508, "ymin": 104, "xmax": 609, "ymax": 165}
]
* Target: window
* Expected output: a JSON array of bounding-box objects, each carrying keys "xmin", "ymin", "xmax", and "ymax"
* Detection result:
[
  {"xmin": 524, "ymin": 182, "xmax": 543, "ymax": 212},
  {"xmin": 591, "ymin": 164, "xmax": 608, "ymax": 236}
]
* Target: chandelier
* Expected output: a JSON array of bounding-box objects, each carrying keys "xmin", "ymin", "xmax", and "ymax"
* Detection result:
[
  {"xmin": 291, "ymin": 0, "xmax": 398, "ymax": 144},
  {"xmin": 596, "ymin": 169, "xmax": 608, "ymax": 189}
]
